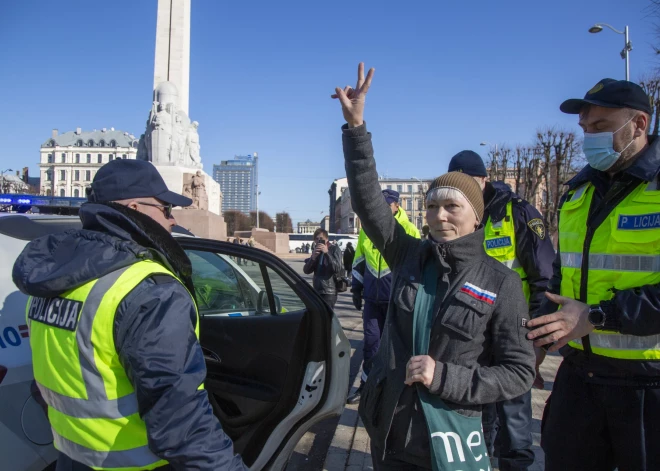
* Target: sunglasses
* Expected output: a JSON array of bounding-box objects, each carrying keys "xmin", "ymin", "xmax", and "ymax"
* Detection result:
[{"xmin": 137, "ymin": 202, "xmax": 173, "ymax": 219}]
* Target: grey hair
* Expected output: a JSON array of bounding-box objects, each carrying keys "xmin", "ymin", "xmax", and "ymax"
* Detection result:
[
  {"xmin": 426, "ymin": 187, "xmax": 467, "ymax": 205},
  {"xmin": 425, "ymin": 186, "xmax": 479, "ymax": 220}
]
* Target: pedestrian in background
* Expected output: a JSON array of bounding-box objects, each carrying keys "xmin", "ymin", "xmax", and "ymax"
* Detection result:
[
  {"xmin": 448, "ymin": 150, "xmax": 555, "ymax": 470},
  {"xmin": 303, "ymin": 228, "xmax": 342, "ymax": 308},
  {"xmin": 343, "ymin": 241, "xmax": 355, "ymax": 280}
]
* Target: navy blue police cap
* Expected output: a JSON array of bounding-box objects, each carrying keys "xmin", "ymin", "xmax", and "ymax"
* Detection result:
[
  {"xmin": 448, "ymin": 150, "xmax": 488, "ymax": 177},
  {"xmin": 560, "ymin": 79, "xmax": 652, "ymax": 115},
  {"xmin": 88, "ymin": 159, "xmax": 192, "ymax": 207},
  {"xmin": 382, "ymin": 189, "xmax": 400, "ymax": 205}
]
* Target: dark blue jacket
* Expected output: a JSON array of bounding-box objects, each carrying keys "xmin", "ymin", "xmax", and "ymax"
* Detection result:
[
  {"xmin": 483, "ymin": 181, "xmax": 555, "ymax": 317},
  {"xmin": 12, "ymin": 203, "xmax": 247, "ymax": 471}
]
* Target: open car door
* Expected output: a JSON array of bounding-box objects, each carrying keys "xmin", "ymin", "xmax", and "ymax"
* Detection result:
[{"xmin": 176, "ymin": 237, "xmax": 350, "ymax": 470}]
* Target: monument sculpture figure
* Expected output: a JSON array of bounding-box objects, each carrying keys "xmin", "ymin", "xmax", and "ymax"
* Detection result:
[
  {"xmin": 138, "ymin": 82, "xmax": 202, "ymax": 169},
  {"xmin": 187, "ymin": 170, "xmax": 208, "ymax": 211}
]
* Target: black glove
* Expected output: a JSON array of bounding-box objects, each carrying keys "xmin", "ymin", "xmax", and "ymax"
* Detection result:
[{"xmin": 352, "ymin": 290, "xmax": 363, "ymax": 311}]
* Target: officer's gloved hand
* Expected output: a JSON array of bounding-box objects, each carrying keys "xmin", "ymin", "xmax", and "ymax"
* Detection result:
[{"xmin": 352, "ymin": 290, "xmax": 363, "ymax": 311}]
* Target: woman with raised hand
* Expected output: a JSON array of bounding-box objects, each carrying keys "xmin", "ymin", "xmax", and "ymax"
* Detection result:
[{"xmin": 332, "ymin": 63, "xmax": 534, "ymax": 471}]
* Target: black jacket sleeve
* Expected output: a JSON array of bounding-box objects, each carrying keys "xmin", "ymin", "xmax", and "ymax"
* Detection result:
[
  {"xmin": 114, "ymin": 276, "xmax": 247, "ymax": 471},
  {"xmin": 303, "ymin": 256, "xmax": 318, "ymax": 275},
  {"xmin": 328, "ymin": 244, "xmax": 343, "ymax": 275},
  {"xmin": 512, "ymin": 200, "xmax": 555, "ymax": 317},
  {"xmin": 342, "ymin": 123, "xmax": 420, "ymax": 270},
  {"xmin": 537, "ymin": 193, "xmax": 569, "ymax": 318},
  {"xmin": 603, "ymin": 282, "xmax": 660, "ymax": 335}
]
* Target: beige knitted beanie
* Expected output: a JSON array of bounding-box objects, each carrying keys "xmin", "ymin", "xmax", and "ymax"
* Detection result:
[{"xmin": 427, "ymin": 172, "xmax": 484, "ymax": 221}]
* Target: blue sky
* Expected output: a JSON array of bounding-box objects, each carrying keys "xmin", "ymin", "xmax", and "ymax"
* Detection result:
[{"xmin": 0, "ymin": 0, "xmax": 656, "ymax": 225}]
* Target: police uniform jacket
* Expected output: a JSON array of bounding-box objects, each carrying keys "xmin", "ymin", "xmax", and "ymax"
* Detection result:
[
  {"xmin": 483, "ymin": 181, "xmax": 555, "ymax": 316},
  {"xmin": 12, "ymin": 203, "xmax": 246, "ymax": 471},
  {"xmin": 539, "ymin": 136, "xmax": 660, "ymax": 384}
]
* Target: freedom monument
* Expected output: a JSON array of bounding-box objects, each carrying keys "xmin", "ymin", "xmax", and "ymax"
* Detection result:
[{"xmin": 137, "ymin": 0, "xmax": 226, "ymax": 239}]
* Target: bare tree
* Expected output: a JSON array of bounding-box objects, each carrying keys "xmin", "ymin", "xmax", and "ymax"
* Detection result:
[
  {"xmin": 275, "ymin": 212, "xmax": 293, "ymax": 233},
  {"xmin": 485, "ymin": 145, "xmax": 511, "ymax": 182},
  {"xmin": 535, "ymin": 128, "xmax": 584, "ymax": 239},
  {"xmin": 639, "ymin": 73, "xmax": 660, "ymax": 136}
]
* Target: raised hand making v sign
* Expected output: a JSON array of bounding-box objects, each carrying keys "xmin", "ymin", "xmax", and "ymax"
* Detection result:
[{"xmin": 331, "ymin": 62, "xmax": 375, "ymax": 128}]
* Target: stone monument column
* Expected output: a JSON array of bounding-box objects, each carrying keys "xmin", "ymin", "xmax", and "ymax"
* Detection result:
[
  {"xmin": 154, "ymin": 0, "xmax": 190, "ymax": 116},
  {"xmin": 137, "ymin": 0, "xmax": 226, "ymax": 240}
]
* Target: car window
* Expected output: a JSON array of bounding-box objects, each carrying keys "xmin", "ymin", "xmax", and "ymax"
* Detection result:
[
  {"xmin": 187, "ymin": 250, "xmax": 257, "ymax": 315},
  {"xmin": 266, "ymin": 267, "xmax": 307, "ymax": 313},
  {"xmin": 186, "ymin": 249, "xmax": 308, "ymax": 316}
]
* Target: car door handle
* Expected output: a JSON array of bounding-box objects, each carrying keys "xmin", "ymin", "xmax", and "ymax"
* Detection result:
[{"xmin": 202, "ymin": 347, "xmax": 221, "ymax": 364}]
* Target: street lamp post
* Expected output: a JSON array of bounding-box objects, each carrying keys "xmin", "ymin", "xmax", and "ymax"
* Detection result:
[
  {"xmin": 480, "ymin": 142, "xmax": 498, "ymax": 179},
  {"xmin": 411, "ymin": 177, "xmax": 425, "ymax": 230},
  {"xmin": 589, "ymin": 23, "xmax": 632, "ymax": 81}
]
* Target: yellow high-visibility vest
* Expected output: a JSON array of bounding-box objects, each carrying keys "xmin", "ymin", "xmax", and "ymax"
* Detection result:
[
  {"xmin": 559, "ymin": 179, "xmax": 660, "ymax": 360},
  {"xmin": 352, "ymin": 208, "xmax": 420, "ymax": 282},
  {"xmin": 483, "ymin": 201, "xmax": 530, "ymax": 304},
  {"xmin": 27, "ymin": 260, "xmax": 201, "ymax": 470}
]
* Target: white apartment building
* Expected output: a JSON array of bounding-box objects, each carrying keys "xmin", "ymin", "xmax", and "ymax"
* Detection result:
[
  {"xmin": 335, "ymin": 177, "xmax": 432, "ymax": 234},
  {"xmin": 39, "ymin": 127, "xmax": 138, "ymax": 198}
]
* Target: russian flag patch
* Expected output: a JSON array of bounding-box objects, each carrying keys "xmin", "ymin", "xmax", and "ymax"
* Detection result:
[{"xmin": 460, "ymin": 282, "xmax": 497, "ymax": 305}]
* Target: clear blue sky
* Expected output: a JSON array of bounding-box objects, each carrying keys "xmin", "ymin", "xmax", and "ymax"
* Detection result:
[{"xmin": 0, "ymin": 0, "xmax": 656, "ymax": 225}]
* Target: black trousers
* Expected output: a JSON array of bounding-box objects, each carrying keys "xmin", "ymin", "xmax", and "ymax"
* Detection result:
[
  {"xmin": 482, "ymin": 390, "xmax": 534, "ymax": 470},
  {"xmin": 542, "ymin": 360, "xmax": 660, "ymax": 471},
  {"xmin": 320, "ymin": 293, "xmax": 337, "ymax": 309}
]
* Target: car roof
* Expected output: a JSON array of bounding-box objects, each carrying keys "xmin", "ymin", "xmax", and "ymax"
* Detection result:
[{"xmin": 0, "ymin": 214, "xmax": 194, "ymax": 241}]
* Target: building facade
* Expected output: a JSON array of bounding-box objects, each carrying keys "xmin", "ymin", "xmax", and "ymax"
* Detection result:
[
  {"xmin": 331, "ymin": 177, "xmax": 432, "ymax": 233},
  {"xmin": 39, "ymin": 128, "xmax": 138, "ymax": 197},
  {"xmin": 213, "ymin": 153, "xmax": 258, "ymax": 214},
  {"xmin": 297, "ymin": 220, "xmax": 321, "ymax": 234}
]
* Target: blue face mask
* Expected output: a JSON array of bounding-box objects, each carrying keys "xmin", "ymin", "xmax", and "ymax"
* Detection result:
[{"xmin": 582, "ymin": 117, "xmax": 635, "ymax": 171}]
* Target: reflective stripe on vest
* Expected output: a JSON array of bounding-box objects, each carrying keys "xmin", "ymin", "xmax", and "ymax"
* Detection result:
[
  {"xmin": 483, "ymin": 201, "xmax": 530, "ymax": 303},
  {"xmin": 28, "ymin": 260, "xmax": 200, "ymax": 470},
  {"xmin": 559, "ymin": 180, "xmax": 660, "ymax": 360}
]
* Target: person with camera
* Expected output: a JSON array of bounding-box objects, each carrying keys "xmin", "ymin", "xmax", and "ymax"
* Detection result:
[{"xmin": 303, "ymin": 228, "xmax": 343, "ymax": 308}]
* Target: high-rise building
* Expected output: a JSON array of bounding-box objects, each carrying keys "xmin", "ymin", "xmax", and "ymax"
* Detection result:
[{"xmin": 213, "ymin": 153, "xmax": 258, "ymax": 214}]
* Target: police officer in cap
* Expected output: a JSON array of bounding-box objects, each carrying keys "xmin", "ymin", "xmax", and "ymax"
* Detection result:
[
  {"xmin": 13, "ymin": 159, "xmax": 247, "ymax": 470},
  {"xmin": 527, "ymin": 79, "xmax": 660, "ymax": 470},
  {"xmin": 448, "ymin": 151, "xmax": 555, "ymax": 470}
]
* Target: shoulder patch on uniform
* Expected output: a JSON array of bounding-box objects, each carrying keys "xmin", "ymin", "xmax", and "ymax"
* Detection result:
[{"xmin": 527, "ymin": 218, "xmax": 546, "ymax": 240}]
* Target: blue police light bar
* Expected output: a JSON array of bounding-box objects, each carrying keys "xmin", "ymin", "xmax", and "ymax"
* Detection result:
[{"xmin": 0, "ymin": 194, "xmax": 87, "ymax": 207}]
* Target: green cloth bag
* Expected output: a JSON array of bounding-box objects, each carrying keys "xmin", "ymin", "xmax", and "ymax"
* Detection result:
[{"xmin": 412, "ymin": 260, "xmax": 491, "ymax": 471}]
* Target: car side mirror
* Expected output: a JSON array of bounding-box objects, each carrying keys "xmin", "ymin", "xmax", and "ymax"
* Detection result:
[{"xmin": 257, "ymin": 290, "xmax": 283, "ymax": 314}]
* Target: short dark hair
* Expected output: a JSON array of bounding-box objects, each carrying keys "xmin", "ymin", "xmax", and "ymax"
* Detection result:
[{"xmin": 313, "ymin": 228, "xmax": 328, "ymax": 239}]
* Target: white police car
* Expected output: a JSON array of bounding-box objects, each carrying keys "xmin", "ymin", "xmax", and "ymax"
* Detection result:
[{"xmin": 0, "ymin": 214, "xmax": 350, "ymax": 471}]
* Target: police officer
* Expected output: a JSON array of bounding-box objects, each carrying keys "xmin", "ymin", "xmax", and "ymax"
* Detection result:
[
  {"xmin": 347, "ymin": 189, "xmax": 420, "ymax": 404},
  {"xmin": 13, "ymin": 159, "xmax": 247, "ymax": 471},
  {"xmin": 527, "ymin": 79, "xmax": 660, "ymax": 470},
  {"xmin": 448, "ymin": 151, "xmax": 555, "ymax": 470}
]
